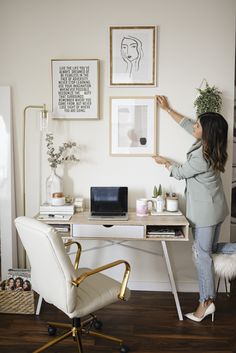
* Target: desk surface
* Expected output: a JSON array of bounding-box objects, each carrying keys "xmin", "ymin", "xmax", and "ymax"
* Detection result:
[
  {"xmin": 43, "ymin": 211, "xmax": 189, "ymax": 241},
  {"xmin": 46, "ymin": 211, "xmax": 189, "ymax": 226}
]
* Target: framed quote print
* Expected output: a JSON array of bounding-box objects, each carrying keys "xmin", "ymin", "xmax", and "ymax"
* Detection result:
[
  {"xmin": 109, "ymin": 26, "xmax": 156, "ymax": 86},
  {"xmin": 110, "ymin": 97, "xmax": 156, "ymax": 156},
  {"xmin": 51, "ymin": 59, "xmax": 99, "ymax": 119}
]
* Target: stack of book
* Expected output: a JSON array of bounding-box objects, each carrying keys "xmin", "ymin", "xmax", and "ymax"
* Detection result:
[
  {"xmin": 146, "ymin": 226, "xmax": 184, "ymax": 239},
  {"xmin": 37, "ymin": 203, "xmax": 75, "ymax": 221}
]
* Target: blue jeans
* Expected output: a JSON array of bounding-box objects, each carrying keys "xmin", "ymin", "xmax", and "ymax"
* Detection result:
[{"xmin": 192, "ymin": 223, "xmax": 236, "ymax": 303}]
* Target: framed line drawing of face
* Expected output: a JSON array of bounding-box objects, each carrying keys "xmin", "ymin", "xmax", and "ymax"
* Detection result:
[
  {"xmin": 51, "ymin": 59, "xmax": 99, "ymax": 119},
  {"xmin": 109, "ymin": 26, "xmax": 157, "ymax": 86},
  {"xmin": 110, "ymin": 97, "xmax": 156, "ymax": 156}
]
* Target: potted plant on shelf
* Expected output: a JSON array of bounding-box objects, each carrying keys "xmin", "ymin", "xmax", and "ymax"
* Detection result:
[
  {"xmin": 194, "ymin": 80, "xmax": 222, "ymax": 116},
  {"xmin": 45, "ymin": 133, "xmax": 80, "ymax": 204}
]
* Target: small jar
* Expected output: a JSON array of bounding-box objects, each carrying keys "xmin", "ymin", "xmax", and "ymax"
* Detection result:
[
  {"xmin": 51, "ymin": 192, "xmax": 65, "ymax": 206},
  {"xmin": 166, "ymin": 196, "xmax": 178, "ymax": 212},
  {"xmin": 74, "ymin": 197, "xmax": 84, "ymax": 213}
]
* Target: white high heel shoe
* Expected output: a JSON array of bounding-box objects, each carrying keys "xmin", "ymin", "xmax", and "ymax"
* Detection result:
[{"xmin": 185, "ymin": 302, "xmax": 215, "ymax": 322}]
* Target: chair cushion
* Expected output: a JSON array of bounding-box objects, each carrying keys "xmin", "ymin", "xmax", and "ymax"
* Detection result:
[{"xmin": 68, "ymin": 268, "xmax": 131, "ymax": 318}]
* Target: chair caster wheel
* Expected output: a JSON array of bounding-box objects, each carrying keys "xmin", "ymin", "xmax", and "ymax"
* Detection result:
[
  {"xmin": 93, "ymin": 319, "xmax": 103, "ymax": 330},
  {"xmin": 48, "ymin": 325, "xmax": 57, "ymax": 336},
  {"xmin": 120, "ymin": 344, "xmax": 129, "ymax": 353}
]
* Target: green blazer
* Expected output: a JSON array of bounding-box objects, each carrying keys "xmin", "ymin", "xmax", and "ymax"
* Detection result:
[{"xmin": 170, "ymin": 118, "xmax": 229, "ymax": 227}]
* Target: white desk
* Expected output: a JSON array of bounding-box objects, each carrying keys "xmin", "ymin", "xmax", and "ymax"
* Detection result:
[{"xmin": 39, "ymin": 211, "xmax": 189, "ymax": 320}]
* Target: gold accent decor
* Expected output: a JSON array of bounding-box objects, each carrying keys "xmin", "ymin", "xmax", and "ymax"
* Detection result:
[
  {"xmin": 33, "ymin": 315, "xmax": 124, "ymax": 353},
  {"xmin": 64, "ymin": 240, "xmax": 82, "ymax": 270},
  {"xmin": 64, "ymin": 241, "xmax": 131, "ymax": 299},
  {"xmin": 72, "ymin": 259, "xmax": 131, "ymax": 300}
]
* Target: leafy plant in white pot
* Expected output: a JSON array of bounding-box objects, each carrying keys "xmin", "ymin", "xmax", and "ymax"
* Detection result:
[
  {"xmin": 45, "ymin": 133, "xmax": 80, "ymax": 204},
  {"xmin": 194, "ymin": 80, "xmax": 222, "ymax": 115}
]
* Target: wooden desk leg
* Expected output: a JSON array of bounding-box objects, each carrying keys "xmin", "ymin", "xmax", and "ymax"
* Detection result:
[{"xmin": 161, "ymin": 241, "xmax": 183, "ymax": 321}]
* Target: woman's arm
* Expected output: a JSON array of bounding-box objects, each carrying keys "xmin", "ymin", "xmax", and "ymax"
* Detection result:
[
  {"xmin": 152, "ymin": 150, "xmax": 209, "ymax": 180},
  {"xmin": 156, "ymin": 95, "xmax": 195, "ymax": 135},
  {"xmin": 156, "ymin": 96, "xmax": 185, "ymax": 124}
]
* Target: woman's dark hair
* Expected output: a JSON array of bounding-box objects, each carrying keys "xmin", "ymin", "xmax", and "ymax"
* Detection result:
[{"xmin": 198, "ymin": 112, "xmax": 228, "ymax": 172}]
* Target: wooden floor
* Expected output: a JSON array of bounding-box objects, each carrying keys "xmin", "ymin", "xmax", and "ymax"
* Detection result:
[{"xmin": 0, "ymin": 289, "xmax": 236, "ymax": 353}]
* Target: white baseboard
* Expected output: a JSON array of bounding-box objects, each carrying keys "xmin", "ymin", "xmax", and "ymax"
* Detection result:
[
  {"xmin": 129, "ymin": 280, "xmax": 198, "ymax": 292},
  {"xmin": 129, "ymin": 280, "xmax": 230, "ymax": 293}
]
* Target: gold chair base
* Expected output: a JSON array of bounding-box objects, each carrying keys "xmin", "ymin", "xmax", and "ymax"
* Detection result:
[{"xmin": 33, "ymin": 315, "xmax": 123, "ymax": 353}]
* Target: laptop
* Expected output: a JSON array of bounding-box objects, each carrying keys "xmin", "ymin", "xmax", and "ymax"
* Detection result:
[{"xmin": 89, "ymin": 186, "xmax": 128, "ymax": 220}]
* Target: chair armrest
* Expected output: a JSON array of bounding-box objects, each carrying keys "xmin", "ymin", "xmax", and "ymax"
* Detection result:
[
  {"xmin": 72, "ymin": 260, "xmax": 131, "ymax": 300},
  {"xmin": 64, "ymin": 240, "xmax": 82, "ymax": 270}
]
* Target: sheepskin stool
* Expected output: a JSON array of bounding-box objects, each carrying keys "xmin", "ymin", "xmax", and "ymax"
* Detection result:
[{"xmin": 212, "ymin": 253, "xmax": 236, "ymax": 296}]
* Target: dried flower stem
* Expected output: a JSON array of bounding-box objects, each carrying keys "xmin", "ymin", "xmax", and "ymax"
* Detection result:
[{"xmin": 46, "ymin": 133, "xmax": 80, "ymax": 168}]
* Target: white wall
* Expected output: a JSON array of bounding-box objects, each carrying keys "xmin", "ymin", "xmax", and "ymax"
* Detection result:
[{"xmin": 0, "ymin": 0, "xmax": 235, "ymax": 291}]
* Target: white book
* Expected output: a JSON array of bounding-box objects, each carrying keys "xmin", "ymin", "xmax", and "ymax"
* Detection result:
[
  {"xmin": 37, "ymin": 214, "xmax": 72, "ymax": 221},
  {"xmin": 39, "ymin": 203, "xmax": 74, "ymax": 212},
  {"xmin": 39, "ymin": 210, "xmax": 74, "ymax": 215}
]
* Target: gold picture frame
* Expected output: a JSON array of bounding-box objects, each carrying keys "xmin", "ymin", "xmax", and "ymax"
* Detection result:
[
  {"xmin": 51, "ymin": 59, "xmax": 99, "ymax": 119},
  {"xmin": 109, "ymin": 26, "xmax": 157, "ymax": 86},
  {"xmin": 110, "ymin": 97, "xmax": 156, "ymax": 156}
]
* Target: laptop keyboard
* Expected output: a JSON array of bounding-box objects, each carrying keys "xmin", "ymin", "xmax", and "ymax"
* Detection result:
[{"xmin": 91, "ymin": 212, "xmax": 126, "ymax": 217}]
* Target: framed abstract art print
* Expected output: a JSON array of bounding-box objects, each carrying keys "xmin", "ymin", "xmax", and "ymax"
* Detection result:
[{"xmin": 110, "ymin": 97, "xmax": 156, "ymax": 156}]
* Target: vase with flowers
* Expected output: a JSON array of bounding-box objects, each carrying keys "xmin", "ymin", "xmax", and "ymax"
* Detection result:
[{"xmin": 45, "ymin": 133, "xmax": 79, "ymax": 204}]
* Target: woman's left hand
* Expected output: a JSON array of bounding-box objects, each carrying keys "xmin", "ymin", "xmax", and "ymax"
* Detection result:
[
  {"xmin": 152, "ymin": 155, "xmax": 172, "ymax": 169},
  {"xmin": 152, "ymin": 155, "xmax": 167, "ymax": 165}
]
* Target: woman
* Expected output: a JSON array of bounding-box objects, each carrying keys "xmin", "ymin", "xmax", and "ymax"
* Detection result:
[{"xmin": 153, "ymin": 95, "xmax": 236, "ymax": 322}]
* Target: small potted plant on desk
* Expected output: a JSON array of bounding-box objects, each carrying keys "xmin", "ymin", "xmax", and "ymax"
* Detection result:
[{"xmin": 152, "ymin": 184, "xmax": 165, "ymax": 213}]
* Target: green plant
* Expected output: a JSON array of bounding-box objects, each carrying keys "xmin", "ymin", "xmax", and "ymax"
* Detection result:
[
  {"xmin": 152, "ymin": 184, "xmax": 162, "ymax": 198},
  {"xmin": 152, "ymin": 185, "xmax": 158, "ymax": 198},
  {"xmin": 157, "ymin": 184, "xmax": 162, "ymax": 196},
  {"xmin": 194, "ymin": 81, "xmax": 222, "ymax": 116}
]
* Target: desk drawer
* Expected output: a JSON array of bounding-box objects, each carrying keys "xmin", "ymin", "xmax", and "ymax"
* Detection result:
[{"xmin": 72, "ymin": 224, "xmax": 144, "ymax": 239}]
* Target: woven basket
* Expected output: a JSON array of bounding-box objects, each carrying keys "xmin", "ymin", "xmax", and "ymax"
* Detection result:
[{"xmin": 0, "ymin": 290, "xmax": 35, "ymax": 314}]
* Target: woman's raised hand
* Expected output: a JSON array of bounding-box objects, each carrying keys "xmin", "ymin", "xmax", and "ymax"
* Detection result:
[
  {"xmin": 156, "ymin": 96, "xmax": 185, "ymax": 124},
  {"xmin": 156, "ymin": 95, "xmax": 170, "ymax": 111},
  {"xmin": 152, "ymin": 154, "xmax": 167, "ymax": 165},
  {"xmin": 152, "ymin": 154, "xmax": 172, "ymax": 170}
]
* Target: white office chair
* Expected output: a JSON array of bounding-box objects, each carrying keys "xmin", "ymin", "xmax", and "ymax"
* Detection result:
[{"xmin": 15, "ymin": 216, "xmax": 131, "ymax": 353}]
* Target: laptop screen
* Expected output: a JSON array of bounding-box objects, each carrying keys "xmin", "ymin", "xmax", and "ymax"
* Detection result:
[{"xmin": 90, "ymin": 187, "xmax": 128, "ymax": 216}]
